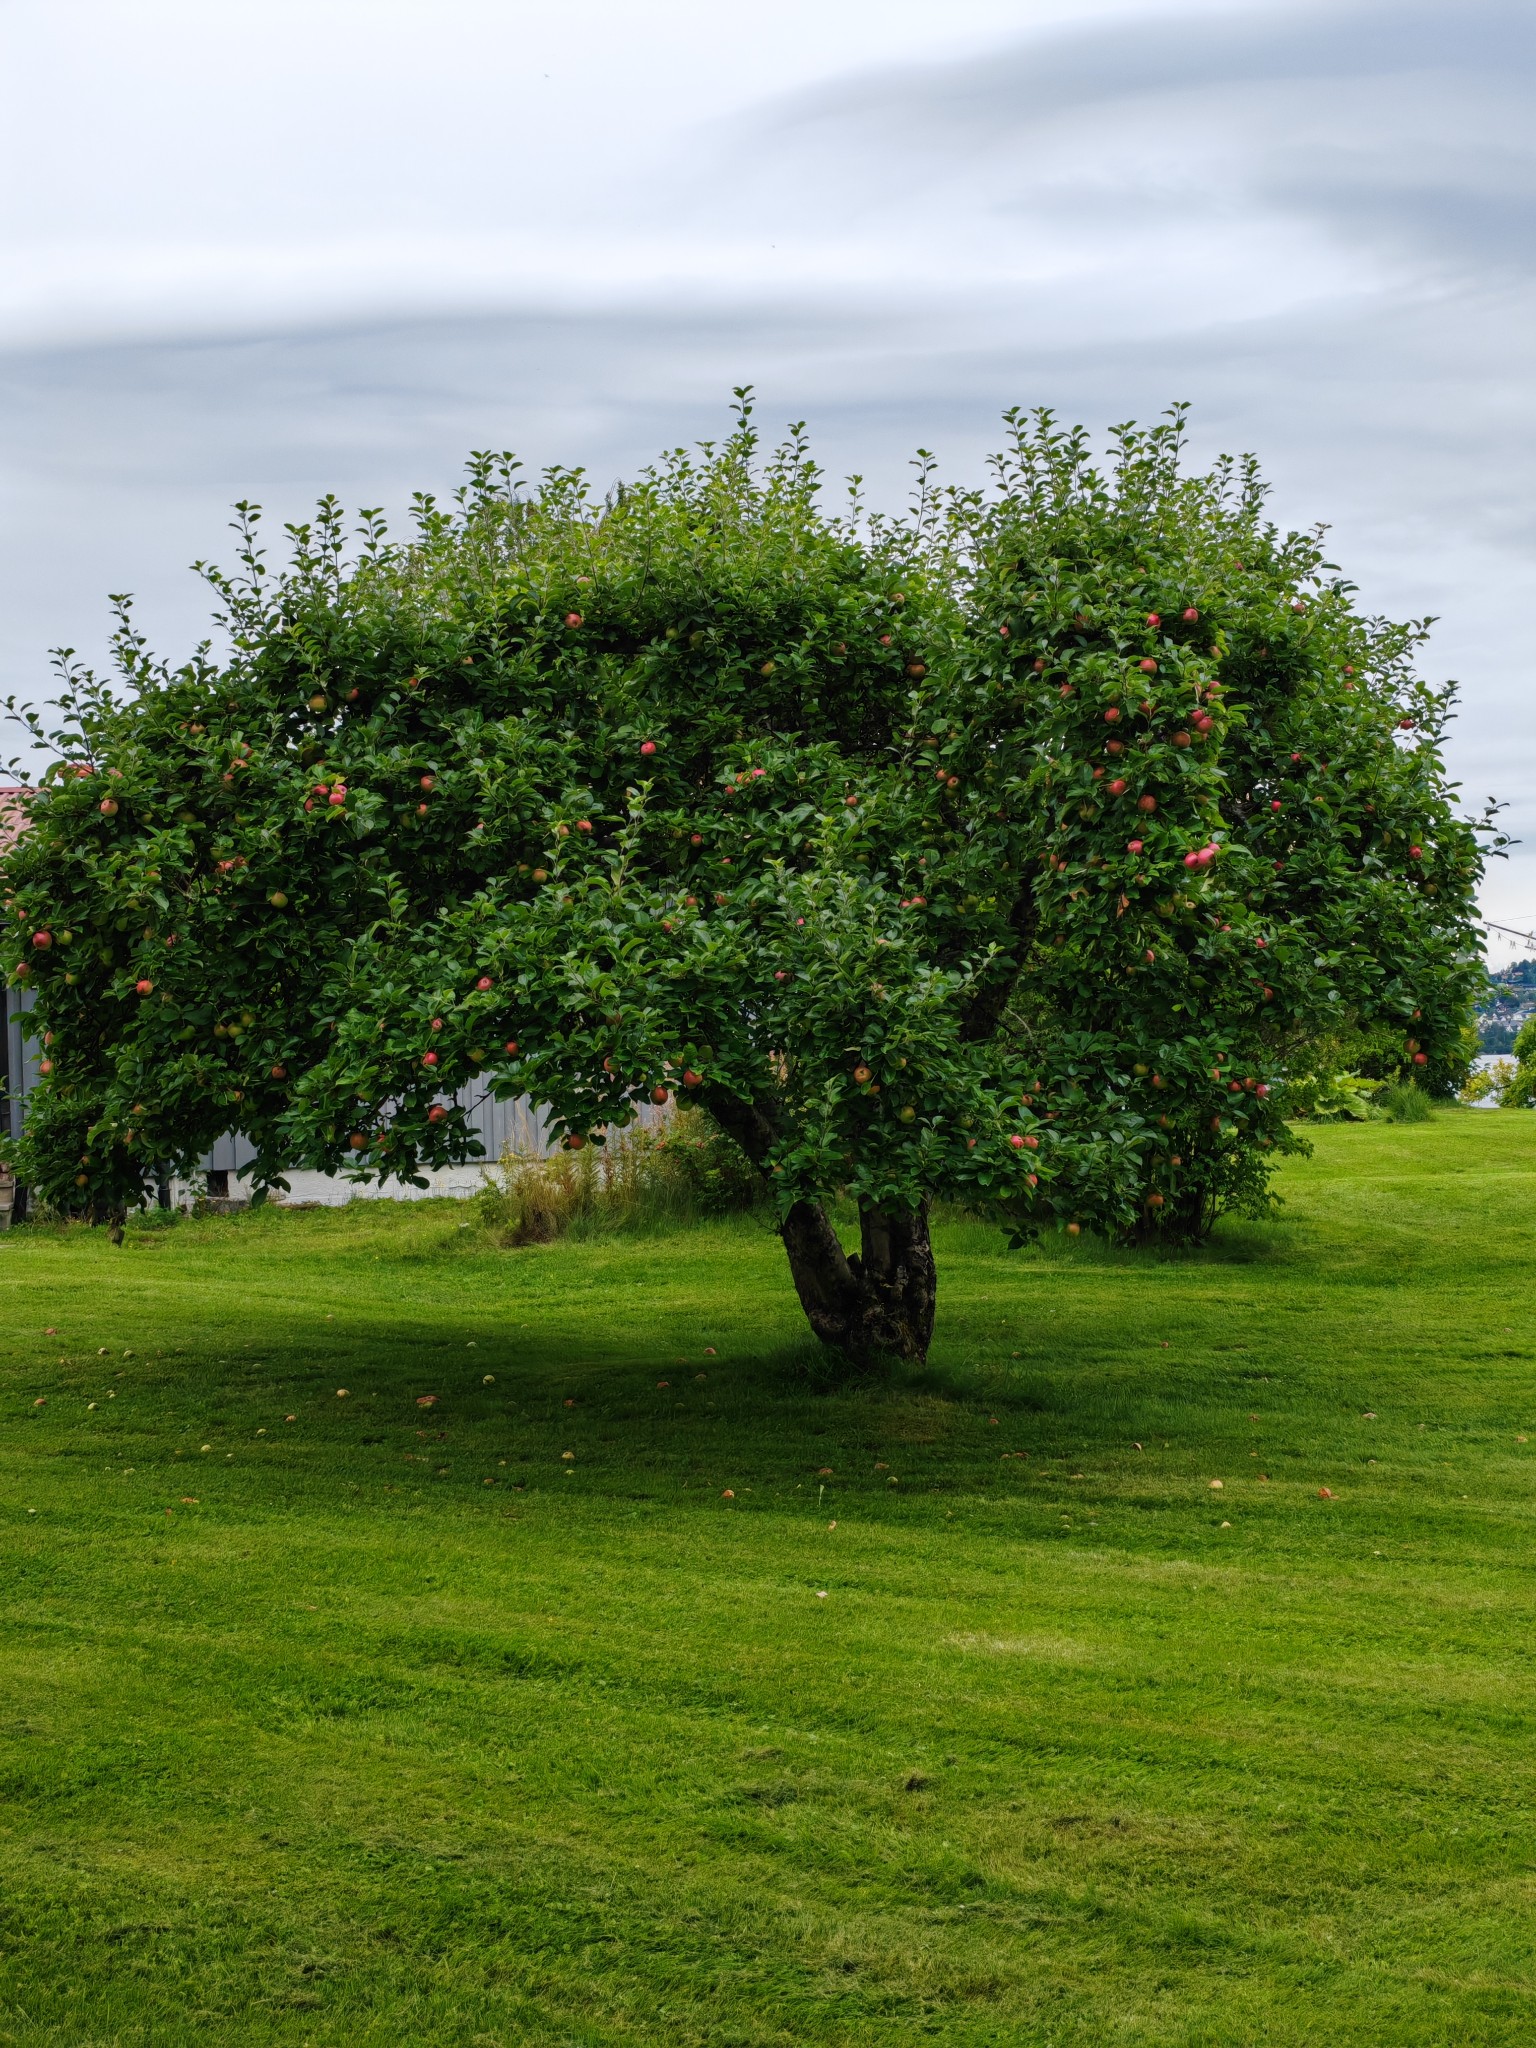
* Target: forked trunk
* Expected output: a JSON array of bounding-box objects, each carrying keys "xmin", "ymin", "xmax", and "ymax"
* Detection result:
[
  {"xmin": 697, "ymin": 1086, "xmax": 937, "ymax": 1363},
  {"xmin": 780, "ymin": 1197, "xmax": 936, "ymax": 1364}
]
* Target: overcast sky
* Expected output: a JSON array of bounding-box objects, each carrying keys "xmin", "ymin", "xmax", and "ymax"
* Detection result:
[{"xmin": 2, "ymin": 0, "xmax": 1532, "ymax": 954}]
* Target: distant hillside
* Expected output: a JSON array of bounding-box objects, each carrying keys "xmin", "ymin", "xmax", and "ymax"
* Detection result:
[{"xmin": 1479, "ymin": 954, "xmax": 1536, "ymax": 1051}]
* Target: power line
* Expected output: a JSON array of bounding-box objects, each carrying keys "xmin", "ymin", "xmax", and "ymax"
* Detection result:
[{"xmin": 1483, "ymin": 921, "xmax": 1536, "ymax": 947}]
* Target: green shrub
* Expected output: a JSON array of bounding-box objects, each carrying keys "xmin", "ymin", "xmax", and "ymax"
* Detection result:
[
  {"xmin": 1500, "ymin": 1018, "xmax": 1536, "ymax": 1108},
  {"xmin": 473, "ymin": 1108, "xmax": 759, "ymax": 1246},
  {"xmin": 1280, "ymin": 1071, "xmax": 1385, "ymax": 1122}
]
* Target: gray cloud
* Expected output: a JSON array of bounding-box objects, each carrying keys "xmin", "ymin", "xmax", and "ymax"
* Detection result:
[{"xmin": 2, "ymin": 0, "xmax": 1532, "ymax": 947}]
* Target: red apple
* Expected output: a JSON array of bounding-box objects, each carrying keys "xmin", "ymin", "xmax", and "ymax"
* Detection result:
[
  {"xmin": 422, "ymin": 1052, "xmax": 439, "ymax": 1067},
  {"xmin": 349, "ymin": 1132, "xmax": 367, "ymax": 1150},
  {"xmin": 100, "ymin": 798, "xmax": 118, "ymax": 816},
  {"xmin": 504, "ymin": 1040, "xmax": 518, "ymax": 1054},
  {"xmin": 1139, "ymin": 658, "xmax": 1157, "ymax": 673},
  {"xmin": 31, "ymin": 931, "xmax": 51, "ymax": 948},
  {"xmin": 1145, "ymin": 612, "xmax": 1161, "ymax": 627},
  {"xmin": 651, "ymin": 1086, "xmax": 669, "ymax": 1105},
  {"xmin": 640, "ymin": 740, "xmax": 657, "ymax": 756},
  {"xmin": 271, "ymin": 1064, "xmax": 287, "ymax": 1079},
  {"xmin": 1413, "ymin": 1052, "xmax": 1428, "ymax": 1065},
  {"xmin": 682, "ymin": 1069, "xmax": 702, "ymax": 1088},
  {"xmin": 577, "ymin": 819, "xmax": 592, "ymax": 833},
  {"xmin": 1127, "ymin": 838, "xmax": 1144, "ymax": 853},
  {"xmin": 1104, "ymin": 707, "xmax": 1121, "ymax": 724},
  {"xmin": 565, "ymin": 612, "xmax": 583, "ymax": 627},
  {"xmin": 428, "ymin": 1104, "xmax": 448, "ymax": 1121},
  {"xmin": 1107, "ymin": 778, "xmax": 1128, "ymax": 796},
  {"xmin": 1173, "ymin": 731, "xmax": 1191, "ymax": 747},
  {"xmin": 1009, "ymin": 1134, "xmax": 1025, "ymax": 1149},
  {"xmin": 430, "ymin": 1017, "xmax": 443, "ymax": 1032},
  {"xmin": 476, "ymin": 976, "xmax": 492, "ymax": 991},
  {"xmin": 1270, "ymin": 800, "xmax": 1281, "ymax": 811},
  {"xmin": 420, "ymin": 774, "xmax": 435, "ymax": 791},
  {"xmin": 1137, "ymin": 794, "xmax": 1157, "ymax": 813},
  {"xmin": 1182, "ymin": 607, "xmax": 1199, "ymax": 622},
  {"xmin": 1032, "ymin": 657, "xmax": 1045, "ymax": 672},
  {"xmin": 135, "ymin": 978, "xmax": 153, "ymax": 995},
  {"xmin": 1409, "ymin": 845, "xmax": 1422, "ymax": 859}
]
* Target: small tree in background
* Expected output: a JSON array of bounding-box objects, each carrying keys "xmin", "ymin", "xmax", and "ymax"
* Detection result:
[{"xmin": 1, "ymin": 400, "xmax": 1496, "ymax": 1360}]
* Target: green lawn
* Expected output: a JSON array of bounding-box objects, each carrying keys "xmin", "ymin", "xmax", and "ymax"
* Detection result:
[{"xmin": 2, "ymin": 1115, "xmax": 1535, "ymax": 2046}]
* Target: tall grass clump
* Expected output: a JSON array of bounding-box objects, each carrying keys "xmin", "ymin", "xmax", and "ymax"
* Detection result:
[
  {"xmin": 1375, "ymin": 1081, "xmax": 1435, "ymax": 1123},
  {"xmin": 473, "ymin": 1108, "xmax": 761, "ymax": 1246}
]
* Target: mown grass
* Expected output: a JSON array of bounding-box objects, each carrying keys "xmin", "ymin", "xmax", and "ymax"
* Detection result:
[{"xmin": 1, "ymin": 1114, "xmax": 1535, "ymax": 2045}]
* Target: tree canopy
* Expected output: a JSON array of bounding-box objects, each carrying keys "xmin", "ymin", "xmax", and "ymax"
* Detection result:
[{"xmin": 1, "ymin": 399, "xmax": 1494, "ymax": 1358}]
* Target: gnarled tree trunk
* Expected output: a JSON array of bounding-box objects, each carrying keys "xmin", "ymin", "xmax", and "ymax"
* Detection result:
[
  {"xmin": 699, "ymin": 1083, "xmax": 937, "ymax": 1363},
  {"xmin": 781, "ymin": 1196, "xmax": 936, "ymax": 1364}
]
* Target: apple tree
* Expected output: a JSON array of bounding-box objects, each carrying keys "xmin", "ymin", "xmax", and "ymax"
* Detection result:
[{"xmin": 0, "ymin": 401, "xmax": 1493, "ymax": 1360}]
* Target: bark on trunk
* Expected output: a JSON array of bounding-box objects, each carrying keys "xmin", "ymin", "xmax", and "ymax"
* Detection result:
[
  {"xmin": 780, "ymin": 1197, "xmax": 936, "ymax": 1364},
  {"xmin": 698, "ymin": 1082, "xmax": 937, "ymax": 1363}
]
